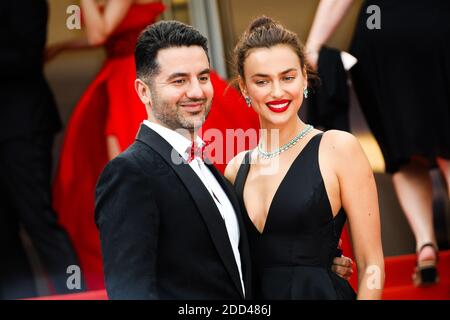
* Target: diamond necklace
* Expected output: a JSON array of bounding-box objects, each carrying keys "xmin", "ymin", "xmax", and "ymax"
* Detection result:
[{"xmin": 257, "ymin": 124, "xmax": 314, "ymax": 159}]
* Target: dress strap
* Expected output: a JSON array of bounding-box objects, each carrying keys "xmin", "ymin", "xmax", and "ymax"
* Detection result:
[
  {"xmin": 309, "ymin": 132, "xmax": 324, "ymax": 148},
  {"xmin": 233, "ymin": 151, "xmax": 252, "ymax": 195}
]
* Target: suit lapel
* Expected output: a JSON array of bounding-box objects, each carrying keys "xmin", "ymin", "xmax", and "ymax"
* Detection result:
[
  {"xmin": 206, "ymin": 162, "xmax": 252, "ymax": 298},
  {"xmin": 135, "ymin": 124, "xmax": 245, "ymax": 298}
]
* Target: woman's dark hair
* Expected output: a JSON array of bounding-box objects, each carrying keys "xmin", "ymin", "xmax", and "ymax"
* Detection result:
[
  {"xmin": 135, "ymin": 20, "xmax": 209, "ymax": 83},
  {"xmin": 233, "ymin": 16, "xmax": 319, "ymax": 88}
]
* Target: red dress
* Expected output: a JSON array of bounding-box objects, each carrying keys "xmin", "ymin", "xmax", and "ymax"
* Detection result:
[{"xmin": 52, "ymin": 2, "xmax": 259, "ymax": 290}]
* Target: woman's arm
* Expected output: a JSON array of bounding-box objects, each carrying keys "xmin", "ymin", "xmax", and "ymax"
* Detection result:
[
  {"xmin": 45, "ymin": 0, "xmax": 135, "ymax": 62},
  {"xmin": 80, "ymin": 0, "xmax": 134, "ymax": 45},
  {"xmin": 305, "ymin": 0, "xmax": 354, "ymax": 68},
  {"xmin": 330, "ymin": 131, "xmax": 385, "ymax": 299},
  {"xmin": 44, "ymin": 38, "xmax": 91, "ymax": 62}
]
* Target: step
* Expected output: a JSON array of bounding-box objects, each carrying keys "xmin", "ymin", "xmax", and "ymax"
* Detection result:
[
  {"xmin": 382, "ymin": 283, "xmax": 450, "ymax": 300},
  {"xmin": 384, "ymin": 250, "xmax": 450, "ymax": 288}
]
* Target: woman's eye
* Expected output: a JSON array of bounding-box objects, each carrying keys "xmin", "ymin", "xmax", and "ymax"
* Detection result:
[
  {"xmin": 199, "ymin": 76, "xmax": 210, "ymax": 82},
  {"xmin": 255, "ymin": 80, "xmax": 267, "ymax": 86},
  {"xmin": 284, "ymin": 76, "xmax": 295, "ymax": 81}
]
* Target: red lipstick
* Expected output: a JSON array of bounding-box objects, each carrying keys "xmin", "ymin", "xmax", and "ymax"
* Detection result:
[{"xmin": 266, "ymin": 99, "xmax": 291, "ymax": 113}]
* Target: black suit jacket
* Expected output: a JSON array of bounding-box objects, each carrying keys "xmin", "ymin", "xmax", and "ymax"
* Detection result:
[
  {"xmin": 0, "ymin": 0, "xmax": 61, "ymax": 141},
  {"xmin": 95, "ymin": 124, "xmax": 252, "ymax": 299}
]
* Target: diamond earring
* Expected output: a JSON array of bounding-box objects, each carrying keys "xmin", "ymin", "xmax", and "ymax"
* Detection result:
[
  {"xmin": 245, "ymin": 96, "xmax": 252, "ymax": 107},
  {"xmin": 303, "ymin": 87, "xmax": 309, "ymax": 99}
]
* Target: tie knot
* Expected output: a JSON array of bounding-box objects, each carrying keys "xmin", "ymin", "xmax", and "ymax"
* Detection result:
[{"xmin": 187, "ymin": 140, "xmax": 210, "ymax": 163}]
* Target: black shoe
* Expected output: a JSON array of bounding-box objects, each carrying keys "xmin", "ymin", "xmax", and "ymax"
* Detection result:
[{"xmin": 412, "ymin": 242, "xmax": 440, "ymax": 287}]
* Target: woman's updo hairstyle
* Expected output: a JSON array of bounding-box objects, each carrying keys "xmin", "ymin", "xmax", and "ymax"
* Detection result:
[{"xmin": 233, "ymin": 16, "xmax": 319, "ymax": 88}]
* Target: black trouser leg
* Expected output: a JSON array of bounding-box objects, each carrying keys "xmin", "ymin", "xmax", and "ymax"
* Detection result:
[
  {"xmin": 0, "ymin": 134, "xmax": 85, "ymax": 296},
  {"xmin": 0, "ymin": 191, "xmax": 37, "ymax": 299}
]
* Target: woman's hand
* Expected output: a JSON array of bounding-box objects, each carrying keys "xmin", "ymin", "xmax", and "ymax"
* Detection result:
[
  {"xmin": 80, "ymin": 0, "xmax": 134, "ymax": 46},
  {"xmin": 305, "ymin": 0, "xmax": 354, "ymax": 70},
  {"xmin": 332, "ymin": 255, "xmax": 354, "ymax": 280},
  {"xmin": 305, "ymin": 48, "xmax": 319, "ymax": 71}
]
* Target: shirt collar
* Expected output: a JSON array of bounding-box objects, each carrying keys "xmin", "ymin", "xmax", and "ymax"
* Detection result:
[{"xmin": 143, "ymin": 120, "xmax": 205, "ymax": 161}]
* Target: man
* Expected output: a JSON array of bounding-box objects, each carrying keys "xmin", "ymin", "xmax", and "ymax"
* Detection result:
[
  {"xmin": 0, "ymin": 0, "xmax": 83, "ymax": 298},
  {"xmin": 95, "ymin": 20, "xmax": 352, "ymax": 299}
]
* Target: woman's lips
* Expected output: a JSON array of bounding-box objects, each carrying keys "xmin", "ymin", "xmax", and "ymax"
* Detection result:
[{"xmin": 266, "ymin": 100, "xmax": 291, "ymax": 113}]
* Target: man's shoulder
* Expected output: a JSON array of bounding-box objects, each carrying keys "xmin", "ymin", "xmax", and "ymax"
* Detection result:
[
  {"xmin": 120, "ymin": 138, "xmax": 158, "ymax": 161},
  {"xmin": 100, "ymin": 141, "xmax": 154, "ymax": 174}
]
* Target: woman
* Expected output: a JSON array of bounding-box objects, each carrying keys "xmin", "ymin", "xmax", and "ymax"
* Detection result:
[
  {"xmin": 48, "ymin": 0, "xmax": 258, "ymax": 290},
  {"xmin": 225, "ymin": 16, "xmax": 385, "ymax": 299},
  {"xmin": 306, "ymin": 0, "xmax": 450, "ymax": 286}
]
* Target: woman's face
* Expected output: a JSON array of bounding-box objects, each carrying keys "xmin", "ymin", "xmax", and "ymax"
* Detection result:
[{"xmin": 241, "ymin": 44, "xmax": 307, "ymax": 126}]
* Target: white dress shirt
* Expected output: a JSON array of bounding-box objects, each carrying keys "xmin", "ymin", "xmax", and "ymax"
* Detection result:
[{"xmin": 143, "ymin": 120, "xmax": 245, "ymax": 296}]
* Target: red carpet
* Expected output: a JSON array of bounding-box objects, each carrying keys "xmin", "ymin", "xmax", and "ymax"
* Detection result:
[
  {"xmin": 31, "ymin": 289, "xmax": 108, "ymax": 300},
  {"xmin": 32, "ymin": 250, "xmax": 450, "ymax": 300},
  {"xmin": 382, "ymin": 250, "xmax": 450, "ymax": 300}
]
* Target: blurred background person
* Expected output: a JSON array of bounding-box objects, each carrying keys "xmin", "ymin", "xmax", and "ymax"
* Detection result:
[
  {"xmin": 0, "ymin": 0, "xmax": 83, "ymax": 299},
  {"xmin": 306, "ymin": 0, "xmax": 450, "ymax": 286}
]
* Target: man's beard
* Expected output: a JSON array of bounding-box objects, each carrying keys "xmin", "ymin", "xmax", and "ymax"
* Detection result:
[{"xmin": 151, "ymin": 95, "xmax": 212, "ymax": 132}]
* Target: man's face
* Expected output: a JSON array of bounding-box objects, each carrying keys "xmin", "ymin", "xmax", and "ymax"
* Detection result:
[{"xmin": 149, "ymin": 46, "xmax": 213, "ymax": 132}]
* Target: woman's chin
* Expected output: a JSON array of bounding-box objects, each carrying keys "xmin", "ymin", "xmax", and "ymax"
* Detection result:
[{"xmin": 260, "ymin": 111, "xmax": 297, "ymax": 127}]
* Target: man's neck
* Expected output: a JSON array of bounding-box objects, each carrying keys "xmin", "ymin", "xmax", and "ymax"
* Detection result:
[{"xmin": 147, "ymin": 118, "xmax": 196, "ymax": 141}]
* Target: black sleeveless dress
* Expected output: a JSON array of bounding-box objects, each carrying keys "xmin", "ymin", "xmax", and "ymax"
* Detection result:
[{"xmin": 234, "ymin": 133, "xmax": 356, "ymax": 300}]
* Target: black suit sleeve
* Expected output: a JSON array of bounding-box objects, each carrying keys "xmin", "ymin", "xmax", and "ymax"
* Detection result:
[{"xmin": 95, "ymin": 156, "xmax": 160, "ymax": 299}]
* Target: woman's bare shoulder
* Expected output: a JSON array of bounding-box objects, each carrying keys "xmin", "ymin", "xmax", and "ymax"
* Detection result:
[{"xmin": 321, "ymin": 129, "xmax": 368, "ymax": 166}]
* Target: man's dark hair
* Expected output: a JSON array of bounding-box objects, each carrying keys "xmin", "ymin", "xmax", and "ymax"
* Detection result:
[{"xmin": 135, "ymin": 20, "xmax": 210, "ymax": 82}]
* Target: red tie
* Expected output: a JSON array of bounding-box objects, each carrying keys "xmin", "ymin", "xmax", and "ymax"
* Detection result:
[{"xmin": 187, "ymin": 140, "xmax": 210, "ymax": 163}]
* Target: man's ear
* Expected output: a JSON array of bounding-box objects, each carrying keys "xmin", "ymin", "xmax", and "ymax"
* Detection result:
[{"xmin": 135, "ymin": 78, "xmax": 152, "ymax": 106}]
